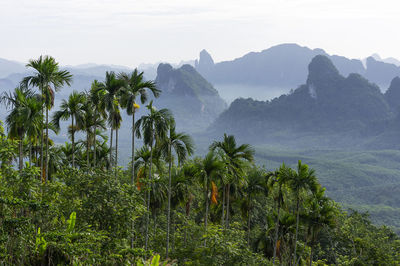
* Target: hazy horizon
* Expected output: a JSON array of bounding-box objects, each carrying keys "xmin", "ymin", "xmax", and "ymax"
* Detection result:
[{"xmin": 1, "ymin": 0, "xmax": 400, "ymax": 68}]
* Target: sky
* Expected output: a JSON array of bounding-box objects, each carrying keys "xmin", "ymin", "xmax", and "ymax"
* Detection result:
[{"xmin": 1, "ymin": 0, "xmax": 400, "ymax": 67}]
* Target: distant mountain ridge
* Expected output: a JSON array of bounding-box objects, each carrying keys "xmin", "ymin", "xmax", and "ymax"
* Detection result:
[
  {"xmin": 211, "ymin": 55, "xmax": 400, "ymax": 148},
  {"xmin": 195, "ymin": 43, "xmax": 400, "ymax": 89}
]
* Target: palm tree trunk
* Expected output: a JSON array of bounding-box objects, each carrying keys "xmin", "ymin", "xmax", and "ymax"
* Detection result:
[
  {"xmin": 72, "ymin": 116, "xmax": 75, "ymax": 168},
  {"xmin": 204, "ymin": 181, "xmax": 209, "ymax": 247},
  {"xmin": 184, "ymin": 216, "xmax": 188, "ymax": 247},
  {"xmin": 293, "ymin": 197, "xmax": 300, "ymax": 266},
  {"xmin": 86, "ymin": 129, "xmax": 90, "ymax": 169},
  {"xmin": 19, "ymin": 135, "xmax": 23, "ymax": 172},
  {"xmin": 93, "ymin": 123, "xmax": 97, "ymax": 167},
  {"xmin": 145, "ymin": 140, "xmax": 153, "ymax": 252},
  {"xmin": 115, "ymin": 128, "xmax": 118, "ymax": 170},
  {"xmin": 221, "ymin": 184, "xmax": 225, "ymax": 228},
  {"xmin": 29, "ymin": 144, "xmax": 32, "ymax": 166},
  {"xmin": 247, "ymin": 199, "xmax": 251, "ymax": 246},
  {"xmin": 109, "ymin": 128, "xmax": 113, "ymax": 170},
  {"xmin": 166, "ymin": 142, "xmax": 172, "ymax": 258},
  {"xmin": 272, "ymin": 193, "xmax": 281, "ymax": 265},
  {"xmin": 225, "ymin": 183, "xmax": 231, "ymax": 228},
  {"xmin": 131, "ymin": 112, "xmax": 135, "ymax": 250},
  {"xmin": 40, "ymin": 86, "xmax": 44, "ymax": 182},
  {"xmin": 131, "ymin": 112, "xmax": 135, "ymax": 184},
  {"xmin": 45, "ymin": 107, "xmax": 49, "ymax": 181},
  {"xmin": 172, "ymin": 211, "xmax": 176, "ymax": 253},
  {"xmin": 309, "ymin": 227, "xmax": 314, "ymax": 266}
]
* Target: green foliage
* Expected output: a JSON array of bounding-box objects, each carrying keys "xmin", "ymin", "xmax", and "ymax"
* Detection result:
[{"xmin": 1, "ymin": 60, "xmax": 400, "ymax": 265}]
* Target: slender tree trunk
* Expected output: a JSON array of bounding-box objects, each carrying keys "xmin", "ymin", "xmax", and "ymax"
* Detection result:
[
  {"xmin": 40, "ymin": 87, "xmax": 44, "ymax": 182},
  {"xmin": 273, "ymin": 188, "xmax": 282, "ymax": 265},
  {"xmin": 293, "ymin": 197, "xmax": 300, "ymax": 266},
  {"xmin": 72, "ymin": 116, "xmax": 75, "ymax": 168},
  {"xmin": 115, "ymin": 128, "xmax": 118, "ymax": 170},
  {"xmin": 221, "ymin": 184, "xmax": 225, "ymax": 228},
  {"xmin": 29, "ymin": 144, "xmax": 32, "ymax": 166},
  {"xmin": 45, "ymin": 107, "xmax": 49, "ymax": 181},
  {"xmin": 166, "ymin": 142, "xmax": 172, "ymax": 258},
  {"xmin": 109, "ymin": 128, "xmax": 113, "ymax": 170},
  {"xmin": 93, "ymin": 121, "xmax": 97, "ymax": 167},
  {"xmin": 19, "ymin": 135, "xmax": 23, "ymax": 172},
  {"xmin": 131, "ymin": 111, "xmax": 135, "ymax": 250},
  {"xmin": 145, "ymin": 139, "xmax": 153, "ymax": 252},
  {"xmin": 204, "ymin": 181, "xmax": 209, "ymax": 247},
  {"xmin": 247, "ymin": 199, "xmax": 251, "ymax": 246},
  {"xmin": 225, "ymin": 183, "xmax": 231, "ymax": 228},
  {"xmin": 86, "ymin": 130, "xmax": 90, "ymax": 169},
  {"xmin": 309, "ymin": 227, "xmax": 314, "ymax": 266},
  {"xmin": 131, "ymin": 111, "xmax": 135, "ymax": 184},
  {"xmin": 184, "ymin": 216, "xmax": 188, "ymax": 247},
  {"xmin": 172, "ymin": 211, "xmax": 176, "ymax": 253}
]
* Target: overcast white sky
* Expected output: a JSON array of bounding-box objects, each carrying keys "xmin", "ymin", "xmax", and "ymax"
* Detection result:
[{"xmin": 1, "ymin": 0, "xmax": 399, "ymax": 67}]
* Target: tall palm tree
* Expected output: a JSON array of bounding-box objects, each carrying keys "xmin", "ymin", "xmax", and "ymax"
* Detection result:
[
  {"xmin": 288, "ymin": 160, "xmax": 318, "ymax": 266},
  {"xmin": 241, "ymin": 166, "xmax": 268, "ymax": 246},
  {"xmin": 135, "ymin": 100, "xmax": 172, "ymax": 251},
  {"xmin": 268, "ymin": 164, "xmax": 292, "ymax": 265},
  {"xmin": 93, "ymin": 72, "xmax": 123, "ymax": 169},
  {"xmin": 89, "ymin": 80, "xmax": 107, "ymax": 167},
  {"xmin": 172, "ymin": 162, "xmax": 197, "ymax": 246},
  {"xmin": 118, "ymin": 70, "xmax": 160, "ymax": 184},
  {"xmin": 210, "ymin": 134, "xmax": 254, "ymax": 228},
  {"xmin": 159, "ymin": 118, "xmax": 194, "ymax": 257},
  {"xmin": 195, "ymin": 151, "xmax": 224, "ymax": 246},
  {"xmin": 52, "ymin": 91, "xmax": 85, "ymax": 168},
  {"xmin": 303, "ymin": 185, "xmax": 336, "ymax": 266},
  {"xmin": 22, "ymin": 55, "xmax": 72, "ymax": 181},
  {"xmin": 1, "ymin": 87, "xmax": 42, "ymax": 172},
  {"xmin": 119, "ymin": 70, "xmax": 160, "ymax": 250}
]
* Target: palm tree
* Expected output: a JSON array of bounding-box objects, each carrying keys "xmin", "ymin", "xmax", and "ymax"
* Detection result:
[
  {"xmin": 52, "ymin": 91, "xmax": 85, "ymax": 168},
  {"xmin": 210, "ymin": 134, "xmax": 254, "ymax": 228},
  {"xmin": 159, "ymin": 118, "xmax": 194, "ymax": 257},
  {"xmin": 195, "ymin": 151, "xmax": 224, "ymax": 246},
  {"xmin": 89, "ymin": 80, "xmax": 107, "ymax": 167},
  {"xmin": 268, "ymin": 164, "xmax": 292, "ymax": 265},
  {"xmin": 135, "ymin": 100, "xmax": 172, "ymax": 251},
  {"xmin": 93, "ymin": 72, "xmax": 123, "ymax": 169},
  {"xmin": 241, "ymin": 166, "xmax": 268, "ymax": 246},
  {"xmin": 119, "ymin": 69, "xmax": 160, "ymax": 251},
  {"xmin": 303, "ymin": 185, "xmax": 336, "ymax": 266},
  {"xmin": 288, "ymin": 160, "xmax": 318, "ymax": 266},
  {"xmin": 1, "ymin": 87, "xmax": 41, "ymax": 172},
  {"xmin": 171, "ymin": 162, "xmax": 197, "ymax": 246},
  {"xmin": 22, "ymin": 55, "xmax": 72, "ymax": 181},
  {"xmin": 118, "ymin": 70, "xmax": 160, "ymax": 185}
]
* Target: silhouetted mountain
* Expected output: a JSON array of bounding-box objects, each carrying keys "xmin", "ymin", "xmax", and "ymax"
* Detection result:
[
  {"xmin": 211, "ymin": 55, "xmax": 392, "ymax": 146},
  {"xmin": 371, "ymin": 53, "xmax": 400, "ymax": 67},
  {"xmin": 385, "ymin": 77, "xmax": 400, "ymax": 112},
  {"xmin": 195, "ymin": 44, "xmax": 400, "ymax": 90},
  {"xmin": 365, "ymin": 57, "xmax": 400, "ymax": 88},
  {"xmin": 195, "ymin": 44, "xmax": 364, "ymax": 88},
  {"xmin": 155, "ymin": 63, "xmax": 226, "ymax": 132},
  {"xmin": 0, "ymin": 58, "xmax": 26, "ymax": 78}
]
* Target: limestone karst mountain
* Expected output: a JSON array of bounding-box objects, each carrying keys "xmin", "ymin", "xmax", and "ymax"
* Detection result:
[{"xmin": 155, "ymin": 63, "xmax": 227, "ymax": 132}]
